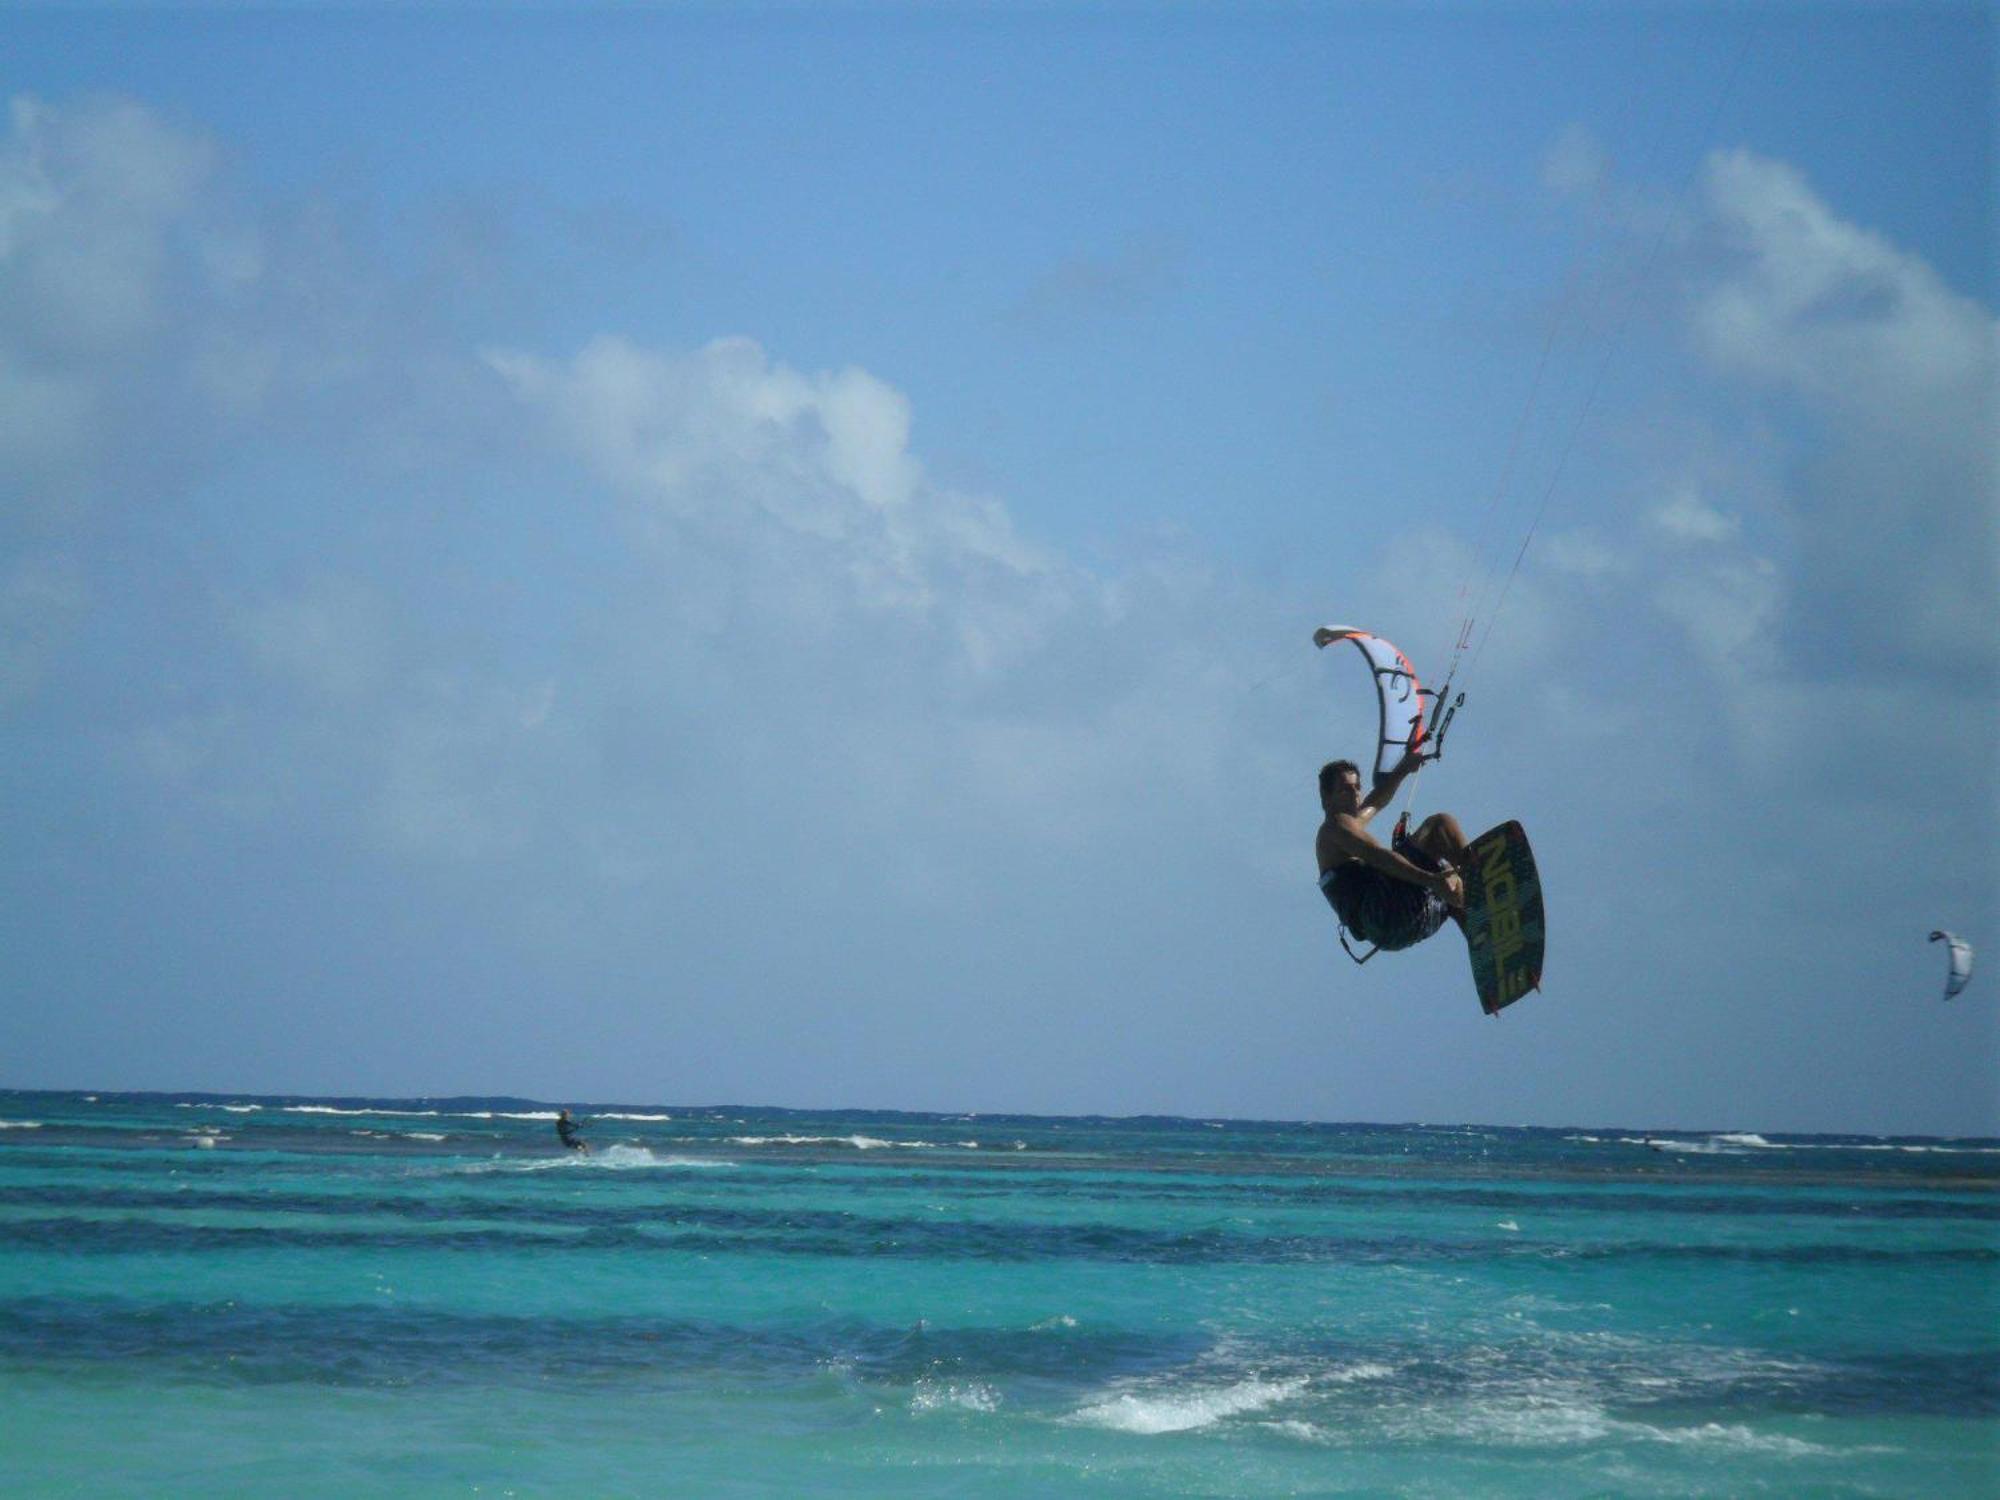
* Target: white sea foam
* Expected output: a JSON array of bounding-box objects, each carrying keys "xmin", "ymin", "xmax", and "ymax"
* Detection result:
[
  {"xmin": 726, "ymin": 1133, "xmax": 934, "ymax": 1151},
  {"xmin": 910, "ymin": 1378, "xmax": 1000, "ymax": 1414},
  {"xmin": 1069, "ymin": 1376, "xmax": 1308, "ymax": 1435},
  {"xmin": 0, "ymin": 1120, "xmax": 43, "ymax": 1130},
  {"xmin": 1646, "ymin": 1421, "xmax": 1827, "ymax": 1455},
  {"xmin": 1411, "ymin": 1389, "xmax": 1628, "ymax": 1450},
  {"xmin": 1725, "ymin": 1138, "xmax": 2000, "ymax": 1156},
  {"xmin": 1321, "ymin": 1361, "xmax": 1395, "ymax": 1385},
  {"xmin": 285, "ymin": 1105, "xmax": 442, "ymax": 1118},
  {"xmin": 1647, "ymin": 1137, "xmax": 1746, "ymax": 1155},
  {"xmin": 403, "ymin": 1132, "xmax": 448, "ymax": 1142},
  {"xmin": 455, "ymin": 1145, "xmax": 734, "ymax": 1174},
  {"xmin": 1260, "ymin": 1419, "xmax": 1325, "ymax": 1443},
  {"xmin": 594, "ymin": 1112, "xmax": 673, "ymax": 1122},
  {"xmin": 1573, "ymin": 1130, "xmax": 2000, "ymax": 1156}
]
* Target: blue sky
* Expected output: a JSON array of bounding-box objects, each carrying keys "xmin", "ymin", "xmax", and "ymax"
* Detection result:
[{"xmin": 2, "ymin": 3, "xmax": 1993, "ymax": 1133}]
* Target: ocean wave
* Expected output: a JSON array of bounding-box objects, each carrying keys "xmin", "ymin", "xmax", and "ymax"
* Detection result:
[
  {"xmin": 1068, "ymin": 1376, "xmax": 1308, "ymax": 1435},
  {"xmin": 446, "ymin": 1145, "xmax": 732, "ymax": 1175},
  {"xmin": 0, "ymin": 1121, "xmax": 43, "ymax": 1130},
  {"xmin": 595, "ymin": 1145, "xmax": 729, "ymax": 1170},
  {"xmin": 284, "ymin": 1105, "xmax": 442, "ymax": 1118},
  {"xmin": 1572, "ymin": 1131, "xmax": 2000, "ymax": 1157},
  {"xmin": 593, "ymin": 1113, "xmax": 673, "ymax": 1122},
  {"xmin": 1642, "ymin": 1421, "xmax": 1843, "ymax": 1457},
  {"xmin": 910, "ymin": 1377, "xmax": 1000, "ymax": 1414},
  {"xmin": 726, "ymin": 1134, "xmax": 938, "ymax": 1151}
]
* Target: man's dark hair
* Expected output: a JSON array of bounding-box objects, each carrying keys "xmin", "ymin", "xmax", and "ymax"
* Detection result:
[{"xmin": 1319, "ymin": 759, "xmax": 1361, "ymax": 798}]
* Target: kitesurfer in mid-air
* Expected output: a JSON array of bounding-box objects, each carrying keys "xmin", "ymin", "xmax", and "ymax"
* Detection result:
[
  {"xmin": 1317, "ymin": 752, "xmax": 1467, "ymax": 951},
  {"xmin": 555, "ymin": 1109, "xmax": 589, "ymax": 1155}
]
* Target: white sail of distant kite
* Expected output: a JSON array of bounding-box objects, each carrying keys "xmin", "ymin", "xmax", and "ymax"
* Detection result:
[{"xmin": 1929, "ymin": 930, "xmax": 1974, "ymax": 1000}]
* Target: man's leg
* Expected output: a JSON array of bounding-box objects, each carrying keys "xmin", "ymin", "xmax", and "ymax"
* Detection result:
[
  {"xmin": 1412, "ymin": 813, "xmax": 1470, "ymax": 932},
  {"xmin": 1411, "ymin": 812, "xmax": 1468, "ymax": 869}
]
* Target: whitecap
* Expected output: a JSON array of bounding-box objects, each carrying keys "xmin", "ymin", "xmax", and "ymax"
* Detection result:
[
  {"xmin": 1259, "ymin": 1418, "xmax": 1327, "ymax": 1443},
  {"xmin": 1321, "ymin": 1361, "xmax": 1394, "ymax": 1384},
  {"xmin": 455, "ymin": 1144, "xmax": 734, "ymax": 1173},
  {"xmin": 1639, "ymin": 1421, "xmax": 1841, "ymax": 1457},
  {"xmin": 594, "ymin": 1112, "xmax": 673, "ymax": 1122},
  {"xmin": 0, "ymin": 1120, "xmax": 43, "ymax": 1130},
  {"xmin": 1068, "ymin": 1376, "xmax": 1308, "ymax": 1435},
  {"xmin": 285, "ymin": 1105, "xmax": 441, "ymax": 1118},
  {"xmin": 724, "ymin": 1133, "xmax": 933, "ymax": 1151},
  {"xmin": 910, "ymin": 1378, "xmax": 1000, "ymax": 1414}
]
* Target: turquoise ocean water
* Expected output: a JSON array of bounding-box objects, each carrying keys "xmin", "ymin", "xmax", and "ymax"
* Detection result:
[{"xmin": 2, "ymin": 1090, "xmax": 1995, "ymax": 1498}]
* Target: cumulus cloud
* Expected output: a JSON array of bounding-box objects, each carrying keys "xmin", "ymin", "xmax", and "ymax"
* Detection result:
[
  {"xmin": 0, "ymin": 94, "xmax": 217, "ymax": 362},
  {"xmin": 1688, "ymin": 149, "xmax": 1997, "ymax": 684},
  {"xmin": 1650, "ymin": 486, "xmax": 1741, "ymax": 546},
  {"xmin": 485, "ymin": 333, "xmax": 1069, "ymax": 664}
]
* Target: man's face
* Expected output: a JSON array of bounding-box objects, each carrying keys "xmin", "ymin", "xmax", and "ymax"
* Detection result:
[{"xmin": 1328, "ymin": 766, "xmax": 1361, "ymax": 811}]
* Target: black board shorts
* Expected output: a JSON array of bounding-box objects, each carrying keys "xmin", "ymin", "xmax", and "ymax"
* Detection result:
[{"xmin": 1320, "ymin": 834, "xmax": 1449, "ymax": 951}]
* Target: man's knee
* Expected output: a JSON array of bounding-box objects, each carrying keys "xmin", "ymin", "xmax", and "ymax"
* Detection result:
[{"xmin": 1415, "ymin": 813, "xmax": 1467, "ymax": 855}]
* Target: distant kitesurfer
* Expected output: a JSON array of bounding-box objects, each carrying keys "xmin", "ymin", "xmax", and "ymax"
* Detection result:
[
  {"xmin": 555, "ymin": 1109, "xmax": 589, "ymax": 1154},
  {"xmin": 1317, "ymin": 752, "xmax": 1468, "ymax": 952}
]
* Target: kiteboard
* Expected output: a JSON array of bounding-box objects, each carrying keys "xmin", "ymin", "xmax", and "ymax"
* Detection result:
[{"xmin": 1462, "ymin": 821, "xmax": 1543, "ymax": 1015}]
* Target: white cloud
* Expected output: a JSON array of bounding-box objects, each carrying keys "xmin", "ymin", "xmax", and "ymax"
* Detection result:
[
  {"xmin": 486, "ymin": 334, "xmax": 1062, "ymax": 637},
  {"xmin": 1541, "ymin": 124, "xmax": 1609, "ymax": 198},
  {"xmin": 230, "ymin": 576, "xmax": 393, "ymax": 703},
  {"xmin": 1687, "ymin": 150, "xmax": 1996, "ymax": 682},
  {"xmin": 1695, "ymin": 150, "xmax": 1993, "ymax": 419},
  {"xmin": 1540, "ymin": 528, "xmax": 1626, "ymax": 578},
  {"xmin": 0, "ymin": 552, "xmax": 84, "ymax": 708},
  {"xmin": 0, "ymin": 94, "xmax": 217, "ymax": 362},
  {"xmin": 1650, "ymin": 486, "xmax": 1741, "ymax": 545}
]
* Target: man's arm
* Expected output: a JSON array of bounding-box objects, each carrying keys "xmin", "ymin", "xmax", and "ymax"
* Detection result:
[
  {"xmin": 1357, "ymin": 748, "xmax": 1424, "ymax": 822},
  {"xmin": 1324, "ymin": 812, "xmax": 1460, "ymax": 901}
]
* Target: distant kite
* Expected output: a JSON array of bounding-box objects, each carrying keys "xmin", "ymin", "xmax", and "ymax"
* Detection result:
[{"xmin": 1930, "ymin": 931, "xmax": 1974, "ymax": 1000}]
